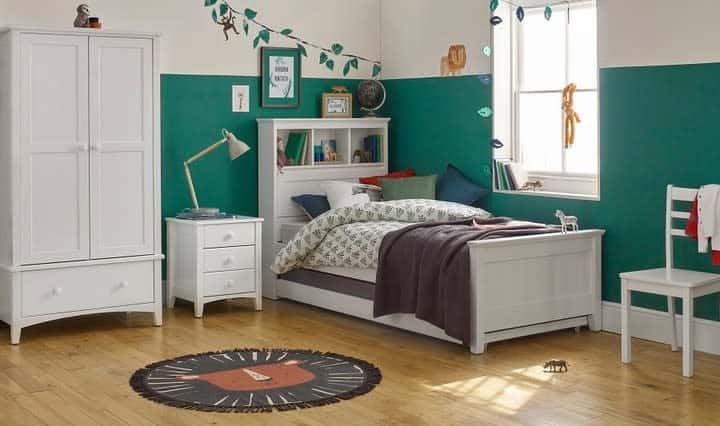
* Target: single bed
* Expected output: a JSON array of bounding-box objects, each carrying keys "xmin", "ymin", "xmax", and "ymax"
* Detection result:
[
  {"xmin": 270, "ymin": 200, "xmax": 604, "ymax": 354},
  {"xmin": 258, "ymin": 118, "xmax": 604, "ymax": 354}
]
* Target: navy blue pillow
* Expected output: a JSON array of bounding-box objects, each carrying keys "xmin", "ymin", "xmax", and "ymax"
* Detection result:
[
  {"xmin": 436, "ymin": 164, "xmax": 489, "ymax": 206},
  {"xmin": 291, "ymin": 194, "xmax": 331, "ymax": 219}
]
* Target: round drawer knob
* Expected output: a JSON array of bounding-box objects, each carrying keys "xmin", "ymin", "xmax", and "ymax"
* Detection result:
[
  {"xmin": 223, "ymin": 232, "xmax": 234, "ymax": 241},
  {"xmin": 52, "ymin": 287, "xmax": 63, "ymax": 296},
  {"xmin": 224, "ymin": 256, "xmax": 234, "ymax": 265},
  {"xmin": 225, "ymin": 280, "xmax": 234, "ymax": 289},
  {"xmin": 120, "ymin": 281, "xmax": 129, "ymax": 289}
]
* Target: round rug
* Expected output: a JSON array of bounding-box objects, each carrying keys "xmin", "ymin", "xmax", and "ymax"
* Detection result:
[{"xmin": 130, "ymin": 349, "xmax": 381, "ymax": 413}]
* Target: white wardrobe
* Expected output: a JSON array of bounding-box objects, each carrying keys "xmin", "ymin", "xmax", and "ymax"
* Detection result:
[{"xmin": 0, "ymin": 27, "xmax": 163, "ymax": 344}]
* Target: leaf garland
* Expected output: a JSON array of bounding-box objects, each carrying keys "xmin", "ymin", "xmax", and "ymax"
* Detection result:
[
  {"xmin": 372, "ymin": 64, "xmax": 382, "ymax": 78},
  {"xmin": 204, "ymin": 1, "xmax": 382, "ymax": 78},
  {"xmin": 490, "ymin": 0, "xmax": 569, "ymax": 24}
]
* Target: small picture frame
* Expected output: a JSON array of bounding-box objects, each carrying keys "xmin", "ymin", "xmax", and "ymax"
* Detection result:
[
  {"xmin": 322, "ymin": 93, "xmax": 353, "ymax": 118},
  {"xmin": 232, "ymin": 85, "xmax": 250, "ymax": 113},
  {"xmin": 261, "ymin": 47, "xmax": 302, "ymax": 108}
]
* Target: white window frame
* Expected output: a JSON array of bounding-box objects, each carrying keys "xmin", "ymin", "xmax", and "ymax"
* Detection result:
[{"xmin": 494, "ymin": 0, "xmax": 599, "ymax": 200}]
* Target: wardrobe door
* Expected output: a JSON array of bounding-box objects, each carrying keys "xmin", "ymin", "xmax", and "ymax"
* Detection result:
[
  {"xmin": 89, "ymin": 37, "xmax": 154, "ymax": 259},
  {"xmin": 19, "ymin": 34, "xmax": 90, "ymax": 265}
]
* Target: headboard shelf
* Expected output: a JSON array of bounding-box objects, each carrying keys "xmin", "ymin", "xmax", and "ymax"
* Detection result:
[{"xmin": 258, "ymin": 118, "xmax": 390, "ymax": 299}]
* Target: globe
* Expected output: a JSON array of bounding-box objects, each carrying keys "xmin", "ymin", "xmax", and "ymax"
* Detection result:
[{"xmin": 356, "ymin": 80, "xmax": 386, "ymax": 117}]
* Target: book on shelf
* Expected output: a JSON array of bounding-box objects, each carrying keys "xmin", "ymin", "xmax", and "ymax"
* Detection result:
[
  {"xmin": 286, "ymin": 132, "xmax": 307, "ymax": 166},
  {"xmin": 494, "ymin": 159, "xmax": 509, "ymax": 190},
  {"xmin": 504, "ymin": 163, "xmax": 517, "ymax": 190},
  {"xmin": 495, "ymin": 160, "xmax": 508, "ymax": 190},
  {"xmin": 362, "ymin": 135, "xmax": 383, "ymax": 163},
  {"xmin": 376, "ymin": 135, "xmax": 383, "ymax": 162},
  {"xmin": 493, "ymin": 161, "xmax": 501, "ymax": 190},
  {"xmin": 300, "ymin": 136, "xmax": 310, "ymax": 165},
  {"xmin": 494, "ymin": 160, "xmax": 529, "ymax": 191},
  {"xmin": 506, "ymin": 162, "xmax": 528, "ymax": 189}
]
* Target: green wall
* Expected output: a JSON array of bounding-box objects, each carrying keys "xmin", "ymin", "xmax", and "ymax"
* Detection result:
[
  {"xmin": 161, "ymin": 66, "xmax": 720, "ymax": 320},
  {"xmin": 161, "ymin": 75, "xmax": 361, "ymax": 267},
  {"xmin": 382, "ymin": 75, "xmax": 494, "ymax": 193},
  {"xmin": 384, "ymin": 65, "xmax": 720, "ymax": 320}
]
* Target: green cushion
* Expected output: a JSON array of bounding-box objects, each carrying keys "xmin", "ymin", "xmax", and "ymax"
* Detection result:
[{"xmin": 379, "ymin": 175, "xmax": 437, "ymax": 201}]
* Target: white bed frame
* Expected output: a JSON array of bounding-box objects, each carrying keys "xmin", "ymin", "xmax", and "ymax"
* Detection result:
[{"xmin": 258, "ymin": 118, "xmax": 604, "ymax": 353}]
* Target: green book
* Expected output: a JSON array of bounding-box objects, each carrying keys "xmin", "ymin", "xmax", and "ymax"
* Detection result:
[
  {"xmin": 286, "ymin": 132, "xmax": 307, "ymax": 166},
  {"xmin": 496, "ymin": 160, "xmax": 508, "ymax": 190}
]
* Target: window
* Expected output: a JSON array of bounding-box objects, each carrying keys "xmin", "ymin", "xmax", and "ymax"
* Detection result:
[{"xmin": 493, "ymin": 1, "xmax": 598, "ymax": 198}]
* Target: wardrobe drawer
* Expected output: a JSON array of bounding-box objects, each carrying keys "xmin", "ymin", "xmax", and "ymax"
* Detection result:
[
  {"xmin": 204, "ymin": 270, "xmax": 256, "ymax": 297},
  {"xmin": 204, "ymin": 246, "xmax": 255, "ymax": 272},
  {"xmin": 204, "ymin": 223, "xmax": 255, "ymax": 248},
  {"xmin": 22, "ymin": 262, "xmax": 154, "ymax": 318}
]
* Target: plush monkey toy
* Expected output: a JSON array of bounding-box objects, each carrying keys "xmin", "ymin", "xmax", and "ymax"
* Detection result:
[
  {"xmin": 74, "ymin": 4, "xmax": 90, "ymax": 28},
  {"xmin": 562, "ymin": 83, "xmax": 581, "ymax": 148}
]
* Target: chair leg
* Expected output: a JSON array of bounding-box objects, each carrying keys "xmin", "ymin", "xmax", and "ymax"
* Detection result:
[
  {"xmin": 668, "ymin": 296, "xmax": 679, "ymax": 352},
  {"xmin": 621, "ymin": 279, "xmax": 632, "ymax": 364},
  {"xmin": 682, "ymin": 295, "xmax": 694, "ymax": 378}
]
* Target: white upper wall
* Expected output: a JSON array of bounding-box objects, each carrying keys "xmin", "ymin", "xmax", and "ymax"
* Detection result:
[
  {"xmin": 3, "ymin": 0, "xmax": 717, "ymax": 79},
  {"xmin": 381, "ymin": 0, "xmax": 492, "ymax": 79},
  {"xmin": 0, "ymin": 0, "xmax": 381, "ymax": 78},
  {"xmin": 598, "ymin": 0, "xmax": 720, "ymax": 68},
  {"xmin": 381, "ymin": 0, "xmax": 720, "ymax": 79}
]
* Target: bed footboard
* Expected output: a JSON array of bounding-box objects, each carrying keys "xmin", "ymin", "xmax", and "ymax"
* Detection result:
[{"xmin": 467, "ymin": 230, "xmax": 604, "ymax": 354}]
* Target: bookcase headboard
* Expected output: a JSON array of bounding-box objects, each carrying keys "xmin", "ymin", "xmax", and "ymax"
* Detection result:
[{"xmin": 257, "ymin": 118, "xmax": 390, "ymax": 299}]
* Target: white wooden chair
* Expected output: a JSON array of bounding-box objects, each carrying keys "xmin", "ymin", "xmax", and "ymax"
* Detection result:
[{"xmin": 620, "ymin": 185, "xmax": 720, "ymax": 377}]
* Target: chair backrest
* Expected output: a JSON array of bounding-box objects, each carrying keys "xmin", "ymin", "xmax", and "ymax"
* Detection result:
[{"xmin": 666, "ymin": 185, "xmax": 698, "ymax": 277}]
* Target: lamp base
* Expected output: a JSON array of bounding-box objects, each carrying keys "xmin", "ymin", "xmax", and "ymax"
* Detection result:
[{"xmin": 190, "ymin": 208, "xmax": 220, "ymax": 217}]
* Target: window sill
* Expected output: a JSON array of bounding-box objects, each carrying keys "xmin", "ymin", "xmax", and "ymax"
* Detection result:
[{"xmin": 494, "ymin": 189, "xmax": 600, "ymax": 202}]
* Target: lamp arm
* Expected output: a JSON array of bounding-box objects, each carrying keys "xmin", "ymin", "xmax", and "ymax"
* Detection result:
[
  {"xmin": 184, "ymin": 138, "xmax": 227, "ymax": 165},
  {"xmin": 184, "ymin": 162, "xmax": 200, "ymax": 210},
  {"xmin": 183, "ymin": 137, "xmax": 227, "ymax": 210}
]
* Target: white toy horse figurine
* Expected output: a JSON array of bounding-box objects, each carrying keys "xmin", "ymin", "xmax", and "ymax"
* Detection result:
[{"xmin": 555, "ymin": 210, "xmax": 579, "ymax": 233}]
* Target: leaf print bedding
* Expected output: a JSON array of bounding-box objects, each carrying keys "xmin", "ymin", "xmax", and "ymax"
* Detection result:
[{"xmin": 271, "ymin": 199, "xmax": 491, "ymax": 274}]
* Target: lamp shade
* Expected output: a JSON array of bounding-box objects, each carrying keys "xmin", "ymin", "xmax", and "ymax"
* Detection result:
[{"xmin": 223, "ymin": 129, "xmax": 251, "ymax": 161}]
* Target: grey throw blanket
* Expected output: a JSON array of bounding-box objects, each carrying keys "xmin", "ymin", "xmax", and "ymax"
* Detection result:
[{"xmin": 373, "ymin": 217, "xmax": 560, "ymax": 345}]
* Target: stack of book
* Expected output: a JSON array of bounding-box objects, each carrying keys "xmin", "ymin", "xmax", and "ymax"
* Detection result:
[
  {"xmin": 494, "ymin": 160, "xmax": 528, "ymax": 191},
  {"xmin": 362, "ymin": 135, "xmax": 383, "ymax": 163},
  {"xmin": 285, "ymin": 132, "xmax": 309, "ymax": 166}
]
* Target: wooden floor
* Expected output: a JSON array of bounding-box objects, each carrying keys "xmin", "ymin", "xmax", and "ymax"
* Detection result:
[{"xmin": 1, "ymin": 300, "xmax": 720, "ymax": 425}]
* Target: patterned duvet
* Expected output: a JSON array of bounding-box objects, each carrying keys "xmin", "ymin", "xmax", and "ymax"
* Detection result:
[{"xmin": 271, "ymin": 199, "xmax": 491, "ymax": 274}]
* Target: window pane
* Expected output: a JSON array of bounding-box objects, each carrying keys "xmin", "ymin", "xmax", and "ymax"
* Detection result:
[
  {"xmin": 518, "ymin": 92, "xmax": 563, "ymax": 173},
  {"xmin": 568, "ymin": 6, "xmax": 598, "ymax": 89},
  {"xmin": 519, "ymin": 9, "xmax": 567, "ymax": 91},
  {"xmin": 565, "ymin": 91, "xmax": 598, "ymax": 175}
]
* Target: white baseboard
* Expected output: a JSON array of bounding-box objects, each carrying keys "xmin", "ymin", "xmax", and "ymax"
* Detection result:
[{"xmin": 602, "ymin": 301, "xmax": 720, "ymax": 356}]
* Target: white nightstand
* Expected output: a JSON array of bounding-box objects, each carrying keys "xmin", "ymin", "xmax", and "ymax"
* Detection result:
[{"xmin": 166, "ymin": 216, "xmax": 263, "ymax": 318}]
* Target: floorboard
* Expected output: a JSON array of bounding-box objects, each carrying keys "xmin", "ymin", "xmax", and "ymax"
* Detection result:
[{"xmin": 0, "ymin": 299, "xmax": 719, "ymax": 425}]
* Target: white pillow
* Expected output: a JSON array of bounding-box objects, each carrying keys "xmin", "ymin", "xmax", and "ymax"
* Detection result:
[{"xmin": 323, "ymin": 181, "xmax": 375, "ymax": 209}]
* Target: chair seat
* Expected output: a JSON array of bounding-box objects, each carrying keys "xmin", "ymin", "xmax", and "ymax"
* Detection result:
[{"xmin": 620, "ymin": 268, "xmax": 720, "ymax": 288}]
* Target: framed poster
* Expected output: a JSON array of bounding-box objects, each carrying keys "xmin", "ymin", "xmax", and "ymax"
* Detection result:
[{"xmin": 261, "ymin": 47, "xmax": 302, "ymax": 108}]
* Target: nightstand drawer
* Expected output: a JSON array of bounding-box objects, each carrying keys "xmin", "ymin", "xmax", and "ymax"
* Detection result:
[
  {"xmin": 204, "ymin": 246, "xmax": 255, "ymax": 272},
  {"xmin": 204, "ymin": 270, "xmax": 256, "ymax": 296},
  {"xmin": 204, "ymin": 223, "xmax": 255, "ymax": 248}
]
